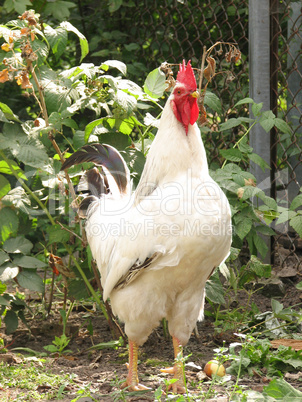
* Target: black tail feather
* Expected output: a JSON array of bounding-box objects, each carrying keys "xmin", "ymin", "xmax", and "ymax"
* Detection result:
[
  {"xmin": 61, "ymin": 144, "xmax": 128, "ymax": 194},
  {"xmin": 78, "ymin": 167, "xmax": 108, "ymax": 196}
]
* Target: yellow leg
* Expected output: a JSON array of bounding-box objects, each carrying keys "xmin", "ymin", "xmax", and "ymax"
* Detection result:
[
  {"xmin": 121, "ymin": 340, "xmax": 150, "ymax": 391},
  {"xmin": 160, "ymin": 336, "xmax": 186, "ymax": 394}
]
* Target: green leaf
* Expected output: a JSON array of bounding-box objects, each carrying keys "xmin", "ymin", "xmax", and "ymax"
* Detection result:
[
  {"xmin": 0, "ymin": 159, "xmax": 26, "ymax": 180},
  {"xmin": 249, "ymin": 255, "xmax": 271, "ymax": 278},
  {"xmin": 44, "ymin": 1, "xmax": 76, "ymax": 21},
  {"xmin": 0, "ymin": 102, "xmax": 20, "ymax": 122},
  {"xmin": 0, "ymin": 174, "xmax": 11, "ymax": 198},
  {"xmin": 17, "ymin": 270, "xmax": 44, "ymax": 293},
  {"xmin": 2, "ymin": 187, "xmax": 31, "ymax": 214},
  {"xmin": 204, "ymin": 91, "xmax": 222, "ymax": 114},
  {"xmin": 249, "ymin": 153, "xmax": 270, "ymax": 172},
  {"xmin": 2, "ymin": 126, "xmax": 50, "ymax": 169},
  {"xmin": 256, "ymin": 225, "xmax": 276, "ymax": 236},
  {"xmin": 219, "ymin": 118, "xmax": 242, "ymax": 131},
  {"xmin": 220, "ymin": 148, "xmax": 243, "ymax": 162},
  {"xmin": 99, "ymin": 132, "xmax": 131, "ymax": 151},
  {"xmin": 47, "ymin": 224, "xmax": 70, "ymax": 245},
  {"xmin": 290, "ymin": 215, "xmax": 302, "ymax": 238},
  {"xmin": 276, "ymin": 210, "xmax": 296, "ymax": 225},
  {"xmin": 4, "ymin": 309, "xmax": 18, "ymax": 334},
  {"xmin": 84, "ymin": 118, "xmax": 104, "ymax": 142},
  {"xmin": 44, "ymin": 25, "xmax": 68, "ymax": 60},
  {"xmin": 271, "ymin": 299, "xmax": 283, "ymax": 315},
  {"xmin": 251, "ymin": 102, "xmax": 263, "ymax": 117},
  {"xmin": 68, "ymin": 278, "xmax": 90, "ymax": 300},
  {"xmin": 114, "ymin": 89, "xmax": 137, "ymax": 115},
  {"xmin": 296, "ymin": 281, "xmax": 302, "ymax": 290},
  {"xmin": 0, "ymin": 250, "xmax": 9, "ymax": 266},
  {"xmin": 234, "ymin": 97, "xmax": 255, "ymax": 107},
  {"xmin": 0, "ymin": 207, "xmax": 19, "ymax": 242},
  {"xmin": 73, "ymin": 131, "xmax": 85, "ymax": 149},
  {"xmin": 274, "ymin": 118, "xmax": 292, "ymax": 135},
  {"xmin": 236, "ymin": 218, "xmax": 253, "ymax": 240},
  {"xmin": 263, "ymin": 196, "xmax": 278, "ymax": 211},
  {"xmin": 3, "ymin": 236, "xmax": 33, "ymax": 254},
  {"xmin": 240, "ymin": 186, "xmax": 262, "ymax": 201},
  {"xmin": 0, "ymin": 295, "xmax": 10, "ymax": 306},
  {"xmin": 3, "ymin": 0, "xmax": 31, "ymax": 14},
  {"xmin": 253, "ymin": 233, "xmax": 268, "ymax": 258},
  {"xmin": 205, "ymin": 274, "xmax": 225, "ymax": 304},
  {"xmin": 108, "ymin": 0, "xmax": 123, "ymax": 12},
  {"xmin": 0, "ymin": 110, "xmax": 11, "ymax": 123},
  {"xmin": 290, "ymin": 194, "xmax": 302, "ymax": 211},
  {"xmin": 60, "ymin": 21, "xmax": 89, "ymax": 62},
  {"xmin": 0, "ymin": 263, "xmax": 19, "ymax": 282},
  {"xmin": 264, "ymin": 378, "xmax": 302, "ymax": 398},
  {"xmin": 259, "ymin": 111, "xmax": 276, "ymax": 132},
  {"xmin": 101, "ymin": 60, "xmax": 127, "ymax": 75},
  {"xmin": 144, "ymin": 68, "xmax": 166, "ymax": 99},
  {"xmin": 16, "ymin": 139, "xmax": 49, "ymax": 169},
  {"xmin": 31, "ymin": 39, "xmax": 49, "ymax": 64},
  {"xmin": 13, "ymin": 256, "xmax": 47, "ymax": 269}
]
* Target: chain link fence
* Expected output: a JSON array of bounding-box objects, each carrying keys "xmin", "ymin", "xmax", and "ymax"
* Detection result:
[
  {"xmin": 270, "ymin": 0, "xmax": 302, "ymax": 268},
  {"xmin": 108, "ymin": 0, "xmax": 302, "ymax": 267}
]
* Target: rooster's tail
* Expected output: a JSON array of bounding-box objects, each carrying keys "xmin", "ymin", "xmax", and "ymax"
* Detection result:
[{"xmin": 61, "ymin": 144, "xmax": 130, "ymax": 217}]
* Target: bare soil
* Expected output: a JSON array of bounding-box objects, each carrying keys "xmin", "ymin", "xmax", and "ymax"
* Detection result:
[{"xmin": 1, "ymin": 268, "xmax": 302, "ymax": 401}]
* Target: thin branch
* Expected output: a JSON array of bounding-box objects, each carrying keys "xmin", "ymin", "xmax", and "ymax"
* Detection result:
[
  {"xmin": 28, "ymin": 62, "xmax": 78, "ymax": 204},
  {"xmin": 57, "ymin": 221, "xmax": 85, "ymax": 244}
]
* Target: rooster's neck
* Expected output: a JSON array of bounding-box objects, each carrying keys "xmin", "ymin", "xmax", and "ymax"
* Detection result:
[{"xmin": 134, "ymin": 99, "xmax": 208, "ymax": 201}]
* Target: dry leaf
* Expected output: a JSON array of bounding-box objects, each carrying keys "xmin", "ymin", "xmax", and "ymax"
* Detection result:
[
  {"xmin": 244, "ymin": 178, "xmax": 256, "ymax": 187},
  {"xmin": 198, "ymin": 104, "xmax": 207, "ymax": 125},
  {"xmin": 20, "ymin": 27, "xmax": 30, "ymax": 35},
  {"xmin": 204, "ymin": 56, "xmax": 216, "ymax": 81},
  {"xmin": 49, "ymin": 253, "xmax": 76, "ymax": 278},
  {"xmin": 1, "ymin": 42, "xmax": 12, "ymax": 52},
  {"xmin": 15, "ymin": 71, "xmax": 32, "ymax": 89},
  {"xmin": 0, "ymin": 69, "xmax": 9, "ymax": 83},
  {"xmin": 271, "ymin": 339, "xmax": 302, "ymax": 351},
  {"xmin": 237, "ymin": 187, "xmax": 244, "ymax": 199}
]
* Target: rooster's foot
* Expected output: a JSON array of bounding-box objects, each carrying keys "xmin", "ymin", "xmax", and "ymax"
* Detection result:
[
  {"xmin": 167, "ymin": 382, "xmax": 186, "ymax": 394},
  {"xmin": 160, "ymin": 366, "xmax": 186, "ymax": 394},
  {"xmin": 120, "ymin": 379, "xmax": 151, "ymax": 391}
]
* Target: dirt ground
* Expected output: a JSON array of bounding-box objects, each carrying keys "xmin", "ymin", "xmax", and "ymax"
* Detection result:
[{"xmin": 1, "ymin": 259, "xmax": 302, "ymax": 401}]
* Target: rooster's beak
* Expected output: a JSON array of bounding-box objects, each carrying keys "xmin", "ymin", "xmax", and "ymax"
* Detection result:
[{"xmin": 191, "ymin": 91, "xmax": 199, "ymax": 98}]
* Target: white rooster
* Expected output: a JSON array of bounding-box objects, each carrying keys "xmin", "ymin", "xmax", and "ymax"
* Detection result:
[{"xmin": 62, "ymin": 61, "xmax": 232, "ymax": 393}]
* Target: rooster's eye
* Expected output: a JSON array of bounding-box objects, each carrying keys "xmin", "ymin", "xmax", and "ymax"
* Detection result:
[{"xmin": 176, "ymin": 89, "xmax": 181, "ymax": 95}]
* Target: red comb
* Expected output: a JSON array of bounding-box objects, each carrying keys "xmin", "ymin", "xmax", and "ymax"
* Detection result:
[{"xmin": 176, "ymin": 60, "xmax": 196, "ymax": 91}]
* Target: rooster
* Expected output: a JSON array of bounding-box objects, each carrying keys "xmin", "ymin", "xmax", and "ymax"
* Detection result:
[{"xmin": 61, "ymin": 61, "xmax": 232, "ymax": 393}]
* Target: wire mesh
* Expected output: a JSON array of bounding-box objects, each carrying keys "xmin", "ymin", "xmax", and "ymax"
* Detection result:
[
  {"xmin": 270, "ymin": 0, "xmax": 302, "ymax": 268},
  {"xmin": 101, "ymin": 0, "xmax": 302, "ymax": 267},
  {"xmin": 129, "ymin": 0, "xmax": 249, "ymax": 166}
]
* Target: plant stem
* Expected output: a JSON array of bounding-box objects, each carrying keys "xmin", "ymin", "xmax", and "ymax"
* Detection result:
[
  {"xmin": 0, "ymin": 151, "xmax": 107, "ymax": 318},
  {"xmin": 0, "ymin": 150, "xmax": 56, "ymax": 225},
  {"xmin": 28, "ymin": 62, "xmax": 78, "ymax": 203},
  {"xmin": 221, "ymin": 119, "xmax": 259, "ymax": 169}
]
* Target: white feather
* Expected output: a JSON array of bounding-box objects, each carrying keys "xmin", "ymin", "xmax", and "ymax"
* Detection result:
[{"xmin": 85, "ymin": 90, "xmax": 232, "ymax": 346}]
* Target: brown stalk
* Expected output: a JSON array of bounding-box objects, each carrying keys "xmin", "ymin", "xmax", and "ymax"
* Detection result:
[{"xmin": 91, "ymin": 260, "xmax": 126, "ymax": 341}]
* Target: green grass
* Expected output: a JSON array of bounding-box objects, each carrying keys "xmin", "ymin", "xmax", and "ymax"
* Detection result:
[{"xmin": 0, "ymin": 360, "xmax": 77, "ymax": 401}]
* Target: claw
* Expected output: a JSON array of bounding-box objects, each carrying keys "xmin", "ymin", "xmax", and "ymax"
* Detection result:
[
  {"xmin": 121, "ymin": 341, "xmax": 151, "ymax": 392},
  {"xmin": 160, "ymin": 367, "xmax": 175, "ymax": 374},
  {"xmin": 160, "ymin": 336, "xmax": 188, "ymax": 394},
  {"xmin": 167, "ymin": 382, "xmax": 186, "ymax": 394},
  {"xmin": 121, "ymin": 380, "xmax": 151, "ymax": 391}
]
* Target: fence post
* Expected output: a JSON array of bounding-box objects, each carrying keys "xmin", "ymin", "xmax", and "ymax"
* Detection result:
[
  {"xmin": 249, "ymin": 0, "xmax": 271, "ymax": 263},
  {"xmin": 287, "ymin": 1, "xmax": 302, "ymax": 205}
]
